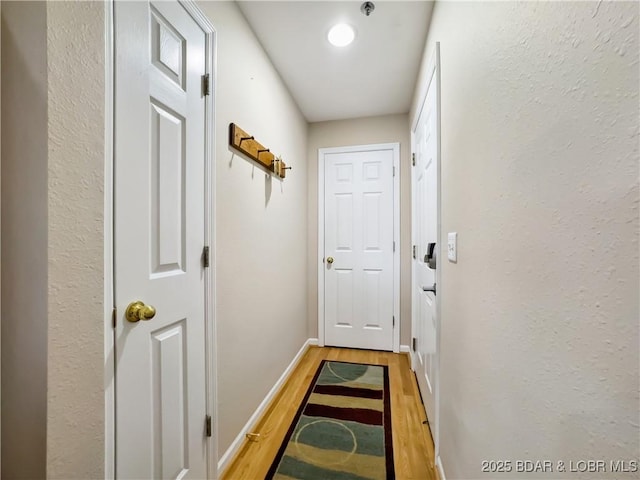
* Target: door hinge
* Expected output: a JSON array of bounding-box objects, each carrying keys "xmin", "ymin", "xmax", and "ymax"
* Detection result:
[
  {"xmin": 393, "ymin": 241, "xmax": 396, "ymax": 252},
  {"xmin": 413, "ymin": 245, "xmax": 417, "ymax": 259},
  {"xmin": 412, "ymin": 337, "xmax": 417, "ymax": 351},
  {"xmin": 202, "ymin": 74, "xmax": 210, "ymax": 96},
  {"xmin": 393, "ymin": 166, "xmax": 396, "ymax": 177},
  {"xmin": 205, "ymin": 415, "xmax": 212, "ymax": 437},
  {"xmin": 112, "ymin": 307, "xmax": 117, "ymax": 329},
  {"xmin": 412, "ymin": 153, "xmax": 416, "ymax": 166},
  {"xmin": 202, "ymin": 246, "xmax": 210, "ymax": 268},
  {"xmin": 393, "ymin": 316, "xmax": 395, "ymax": 327}
]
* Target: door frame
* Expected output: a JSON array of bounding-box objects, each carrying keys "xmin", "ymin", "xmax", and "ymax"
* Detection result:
[
  {"xmin": 317, "ymin": 143, "xmax": 401, "ymax": 353},
  {"xmin": 104, "ymin": 1, "xmax": 218, "ymax": 477},
  {"xmin": 410, "ymin": 42, "xmax": 441, "ymax": 462}
]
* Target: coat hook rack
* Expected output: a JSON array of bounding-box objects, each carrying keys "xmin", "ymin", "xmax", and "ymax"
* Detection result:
[{"xmin": 229, "ymin": 123, "xmax": 290, "ymax": 179}]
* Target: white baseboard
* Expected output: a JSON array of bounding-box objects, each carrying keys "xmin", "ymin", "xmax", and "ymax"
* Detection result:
[
  {"xmin": 400, "ymin": 344, "xmax": 410, "ymax": 353},
  {"xmin": 217, "ymin": 338, "xmax": 316, "ymax": 474},
  {"xmin": 436, "ymin": 455, "xmax": 446, "ymax": 480}
]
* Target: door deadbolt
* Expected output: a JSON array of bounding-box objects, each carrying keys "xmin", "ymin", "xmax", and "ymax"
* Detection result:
[{"xmin": 424, "ymin": 243, "xmax": 437, "ymax": 270}]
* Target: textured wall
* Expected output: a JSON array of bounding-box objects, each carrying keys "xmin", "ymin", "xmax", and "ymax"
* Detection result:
[
  {"xmin": 307, "ymin": 115, "xmax": 412, "ymax": 346},
  {"xmin": 46, "ymin": 2, "xmax": 105, "ymax": 478},
  {"xmin": 1, "ymin": 2, "xmax": 48, "ymax": 477},
  {"xmin": 412, "ymin": 1, "xmax": 639, "ymax": 478},
  {"xmin": 197, "ymin": 1, "xmax": 309, "ymax": 459}
]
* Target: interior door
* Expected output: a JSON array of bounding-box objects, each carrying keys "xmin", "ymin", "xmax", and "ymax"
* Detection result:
[
  {"xmin": 412, "ymin": 48, "xmax": 439, "ymax": 440},
  {"xmin": 114, "ymin": 1, "xmax": 209, "ymax": 478},
  {"xmin": 323, "ymin": 146, "xmax": 395, "ymax": 351}
]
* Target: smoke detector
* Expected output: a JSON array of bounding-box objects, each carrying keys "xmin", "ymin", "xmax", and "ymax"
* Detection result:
[{"xmin": 361, "ymin": 1, "xmax": 375, "ymax": 16}]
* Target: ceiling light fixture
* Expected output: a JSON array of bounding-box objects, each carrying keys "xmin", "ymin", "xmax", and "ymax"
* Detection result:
[{"xmin": 327, "ymin": 24, "xmax": 355, "ymax": 47}]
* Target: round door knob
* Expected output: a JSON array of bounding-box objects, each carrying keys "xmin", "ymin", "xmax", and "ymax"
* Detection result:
[
  {"xmin": 326, "ymin": 257, "xmax": 334, "ymax": 264},
  {"xmin": 125, "ymin": 300, "xmax": 157, "ymax": 323}
]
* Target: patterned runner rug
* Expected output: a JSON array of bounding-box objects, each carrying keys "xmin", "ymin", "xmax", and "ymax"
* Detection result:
[{"xmin": 266, "ymin": 360, "xmax": 394, "ymax": 480}]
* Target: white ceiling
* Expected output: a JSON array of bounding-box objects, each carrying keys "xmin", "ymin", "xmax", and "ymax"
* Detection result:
[{"xmin": 237, "ymin": 1, "xmax": 433, "ymax": 123}]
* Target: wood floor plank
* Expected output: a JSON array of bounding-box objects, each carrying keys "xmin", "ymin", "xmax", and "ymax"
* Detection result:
[{"xmin": 220, "ymin": 346, "xmax": 438, "ymax": 480}]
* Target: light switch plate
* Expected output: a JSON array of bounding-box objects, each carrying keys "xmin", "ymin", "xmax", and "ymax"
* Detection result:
[{"xmin": 448, "ymin": 232, "xmax": 457, "ymax": 262}]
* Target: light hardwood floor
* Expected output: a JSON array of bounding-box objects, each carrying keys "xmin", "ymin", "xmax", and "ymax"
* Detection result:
[{"xmin": 221, "ymin": 346, "xmax": 438, "ymax": 480}]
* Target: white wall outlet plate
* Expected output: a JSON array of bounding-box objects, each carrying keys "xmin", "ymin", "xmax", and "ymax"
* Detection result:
[{"xmin": 448, "ymin": 232, "xmax": 457, "ymax": 262}]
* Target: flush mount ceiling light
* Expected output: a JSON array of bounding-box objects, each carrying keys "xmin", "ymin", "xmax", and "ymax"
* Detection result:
[{"xmin": 327, "ymin": 24, "xmax": 355, "ymax": 47}]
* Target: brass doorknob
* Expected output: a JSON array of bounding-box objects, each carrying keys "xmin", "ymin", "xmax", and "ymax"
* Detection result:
[
  {"xmin": 125, "ymin": 301, "xmax": 157, "ymax": 322},
  {"xmin": 326, "ymin": 257, "xmax": 334, "ymax": 264}
]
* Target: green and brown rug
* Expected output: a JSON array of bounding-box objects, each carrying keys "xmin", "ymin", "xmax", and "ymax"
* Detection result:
[{"xmin": 266, "ymin": 360, "xmax": 394, "ymax": 480}]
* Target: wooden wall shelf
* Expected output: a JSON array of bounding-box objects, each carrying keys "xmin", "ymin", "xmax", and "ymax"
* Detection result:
[{"xmin": 229, "ymin": 123, "xmax": 290, "ymax": 179}]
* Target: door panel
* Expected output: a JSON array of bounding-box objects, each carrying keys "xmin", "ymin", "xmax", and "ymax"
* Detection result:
[
  {"xmin": 336, "ymin": 193, "xmax": 354, "ymax": 250},
  {"xmin": 151, "ymin": 320, "xmax": 189, "ymax": 478},
  {"xmin": 150, "ymin": 101, "xmax": 186, "ymax": 276},
  {"xmin": 336, "ymin": 270, "xmax": 354, "ymax": 326},
  {"xmin": 114, "ymin": 1, "xmax": 208, "ymax": 478},
  {"xmin": 363, "ymin": 269, "xmax": 382, "ymax": 328},
  {"xmin": 324, "ymin": 148, "xmax": 394, "ymax": 351}
]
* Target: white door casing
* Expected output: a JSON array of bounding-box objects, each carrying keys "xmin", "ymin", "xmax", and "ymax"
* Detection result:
[
  {"xmin": 114, "ymin": 1, "xmax": 215, "ymax": 478},
  {"xmin": 318, "ymin": 144, "xmax": 400, "ymax": 352},
  {"xmin": 411, "ymin": 43, "xmax": 441, "ymax": 457}
]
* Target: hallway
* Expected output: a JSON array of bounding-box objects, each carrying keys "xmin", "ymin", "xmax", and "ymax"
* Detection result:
[
  {"xmin": 0, "ymin": 0, "xmax": 638, "ymax": 478},
  {"xmin": 221, "ymin": 347, "xmax": 437, "ymax": 480}
]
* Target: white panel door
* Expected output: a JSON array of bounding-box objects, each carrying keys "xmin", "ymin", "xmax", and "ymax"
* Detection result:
[
  {"xmin": 412, "ymin": 49, "xmax": 439, "ymax": 441},
  {"xmin": 114, "ymin": 1, "xmax": 208, "ymax": 478},
  {"xmin": 323, "ymin": 148, "xmax": 395, "ymax": 351}
]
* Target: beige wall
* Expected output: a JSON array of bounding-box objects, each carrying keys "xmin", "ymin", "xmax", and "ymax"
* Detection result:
[
  {"xmin": 2, "ymin": 2, "xmax": 106, "ymax": 478},
  {"xmin": 45, "ymin": 2, "xmax": 106, "ymax": 478},
  {"xmin": 197, "ymin": 1, "xmax": 309, "ymax": 460},
  {"xmin": 307, "ymin": 114, "xmax": 412, "ymax": 346},
  {"xmin": 412, "ymin": 1, "xmax": 639, "ymax": 478},
  {"xmin": 1, "ymin": 2, "xmax": 48, "ymax": 477}
]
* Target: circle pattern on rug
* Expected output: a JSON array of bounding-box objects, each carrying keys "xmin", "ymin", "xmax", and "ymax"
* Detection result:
[
  {"xmin": 294, "ymin": 419, "xmax": 357, "ymax": 466},
  {"xmin": 327, "ymin": 363, "xmax": 368, "ymax": 382}
]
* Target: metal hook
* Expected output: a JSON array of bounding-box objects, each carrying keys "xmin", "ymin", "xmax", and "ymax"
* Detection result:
[
  {"xmin": 257, "ymin": 149, "xmax": 270, "ymax": 155},
  {"xmin": 239, "ymin": 136, "xmax": 254, "ymax": 143}
]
